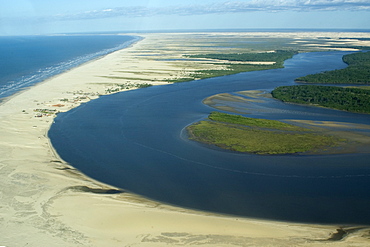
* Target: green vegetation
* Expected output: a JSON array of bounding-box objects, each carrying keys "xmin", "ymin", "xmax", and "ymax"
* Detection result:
[
  {"xmin": 272, "ymin": 85, "xmax": 370, "ymax": 114},
  {"xmin": 102, "ymin": 50, "xmax": 298, "ymax": 84},
  {"xmin": 188, "ymin": 50, "xmax": 297, "ymax": 64},
  {"xmin": 296, "ymin": 51, "xmax": 370, "ymax": 84},
  {"xmin": 136, "ymin": 83, "xmax": 153, "ymax": 88},
  {"xmin": 105, "ymin": 82, "xmax": 152, "ymax": 94},
  {"xmin": 100, "ymin": 76, "xmax": 146, "ymax": 81},
  {"xmin": 208, "ymin": 111, "xmax": 306, "ymax": 131},
  {"xmin": 184, "ymin": 50, "xmax": 297, "ymax": 80},
  {"xmin": 187, "ymin": 112, "xmax": 341, "ymax": 155},
  {"xmin": 165, "ymin": 77, "xmax": 196, "ymax": 83},
  {"xmin": 195, "ymin": 64, "xmax": 278, "ymax": 79}
]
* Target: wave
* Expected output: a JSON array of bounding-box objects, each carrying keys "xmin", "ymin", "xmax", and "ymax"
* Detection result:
[{"xmin": 0, "ymin": 36, "xmax": 141, "ymax": 99}]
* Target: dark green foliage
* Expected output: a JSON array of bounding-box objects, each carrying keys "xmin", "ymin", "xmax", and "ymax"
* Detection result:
[
  {"xmin": 165, "ymin": 77, "xmax": 195, "ymax": 83},
  {"xmin": 188, "ymin": 50, "xmax": 297, "ymax": 67},
  {"xmin": 296, "ymin": 51, "xmax": 370, "ymax": 84},
  {"xmin": 195, "ymin": 64, "xmax": 277, "ymax": 79},
  {"xmin": 171, "ymin": 51, "xmax": 298, "ymax": 81},
  {"xmin": 343, "ymin": 51, "xmax": 370, "ymax": 66},
  {"xmin": 136, "ymin": 83, "xmax": 153, "ymax": 88},
  {"xmin": 272, "ymin": 85, "xmax": 370, "ymax": 113}
]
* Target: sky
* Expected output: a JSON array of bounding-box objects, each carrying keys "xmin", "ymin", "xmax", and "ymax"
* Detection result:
[{"xmin": 1, "ymin": 0, "xmax": 370, "ymax": 35}]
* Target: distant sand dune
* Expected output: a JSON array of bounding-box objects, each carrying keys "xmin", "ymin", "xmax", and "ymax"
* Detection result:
[{"xmin": 1, "ymin": 32, "xmax": 370, "ymax": 246}]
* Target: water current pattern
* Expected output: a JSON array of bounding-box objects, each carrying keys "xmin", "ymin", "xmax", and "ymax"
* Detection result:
[{"xmin": 49, "ymin": 51, "xmax": 370, "ymax": 224}]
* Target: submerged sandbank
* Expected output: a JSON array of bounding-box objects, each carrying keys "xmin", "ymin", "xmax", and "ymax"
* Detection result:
[
  {"xmin": 203, "ymin": 90, "xmax": 370, "ymax": 155},
  {"xmin": 1, "ymin": 32, "xmax": 370, "ymax": 246}
]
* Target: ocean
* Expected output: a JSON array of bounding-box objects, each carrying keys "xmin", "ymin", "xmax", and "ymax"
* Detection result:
[{"xmin": 0, "ymin": 34, "xmax": 138, "ymax": 99}]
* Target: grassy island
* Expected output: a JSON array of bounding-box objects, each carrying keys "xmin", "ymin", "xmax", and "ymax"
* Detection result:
[
  {"xmin": 187, "ymin": 112, "xmax": 342, "ymax": 155},
  {"xmin": 272, "ymin": 85, "xmax": 370, "ymax": 114},
  {"xmin": 295, "ymin": 51, "xmax": 370, "ymax": 84}
]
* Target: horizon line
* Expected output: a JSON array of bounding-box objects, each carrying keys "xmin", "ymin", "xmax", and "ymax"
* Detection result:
[{"xmin": 2, "ymin": 28, "xmax": 370, "ymax": 37}]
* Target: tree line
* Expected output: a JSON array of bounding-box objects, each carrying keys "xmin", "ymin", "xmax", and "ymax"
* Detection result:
[
  {"xmin": 296, "ymin": 51, "xmax": 370, "ymax": 84},
  {"xmin": 272, "ymin": 85, "xmax": 370, "ymax": 114},
  {"xmin": 188, "ymin": 50, "xmax": 297, "ymax": 66}
]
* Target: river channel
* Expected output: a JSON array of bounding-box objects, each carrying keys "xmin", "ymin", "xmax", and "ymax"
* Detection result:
[{"xmin": 49, "ymin": 51, "xmax": 370, "ymax": 224}]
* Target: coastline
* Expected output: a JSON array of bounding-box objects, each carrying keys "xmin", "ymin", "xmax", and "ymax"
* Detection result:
[{"xmin": 1, "ymin": 32, "xmax": 370, "ymax": 246}]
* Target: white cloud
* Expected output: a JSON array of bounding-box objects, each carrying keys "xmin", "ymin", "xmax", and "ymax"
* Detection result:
[{"xmin": 38, "ymin": 0, "xmax": 370, "ymax": 21}]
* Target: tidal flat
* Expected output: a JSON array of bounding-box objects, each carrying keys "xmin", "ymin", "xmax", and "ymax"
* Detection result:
[
  {"xmin": 202, "ymin": 90, "xmax": 370, "ymax": 155},
  {"xmin": 2, "ymin": 32, "xmax": 370, "ymax": 247}
]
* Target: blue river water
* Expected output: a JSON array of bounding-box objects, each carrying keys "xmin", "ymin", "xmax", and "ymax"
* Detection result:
[
  {"xmin": 0, "ymin": 35, "xmax": 138, "ymax": 99},
  {"xmin": 49, "ymin": 51, "xmax": 370, "ymax": 224}
]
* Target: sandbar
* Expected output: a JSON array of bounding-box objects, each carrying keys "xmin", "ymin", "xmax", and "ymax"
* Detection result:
[{"xmin": 1, "ymin": 32, "xmax": 370, "ymax": 246}]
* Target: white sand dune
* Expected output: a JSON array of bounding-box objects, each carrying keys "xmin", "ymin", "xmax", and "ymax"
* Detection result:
[{"xmin": 1, "ymin": 33, "xmax": 370, "ymax": 246}]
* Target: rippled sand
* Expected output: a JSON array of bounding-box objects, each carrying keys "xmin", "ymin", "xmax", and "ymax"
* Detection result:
[{"xmin": 1, "ymin": 32, "xmax": 370, "ymax": 246}]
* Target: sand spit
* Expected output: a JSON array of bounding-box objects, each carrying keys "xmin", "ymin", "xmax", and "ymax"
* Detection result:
[{"xmin": 1, "ymin": 32, "xmax": 370, "ymax": 246}]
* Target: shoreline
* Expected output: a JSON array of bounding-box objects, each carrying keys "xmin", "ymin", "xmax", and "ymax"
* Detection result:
[
  {"xmin": 0, "ymin": 35, "xmax": 143, "ymax": 101},
  {"xmin": 0, "ymin": 35, "xmax": 143, "ymax": 105},
  {"xmin": 202, "ymin": 90, "xmax": 370, "ymax": 155},
  {"xmin": 1, "ymin": 32, "xmax": 370, "ymax": 246}
]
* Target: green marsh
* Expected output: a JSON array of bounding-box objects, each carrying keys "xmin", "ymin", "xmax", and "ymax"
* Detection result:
[{"xmin": 187, "ymin": 112, "xmax": 342, "ymax": 155}]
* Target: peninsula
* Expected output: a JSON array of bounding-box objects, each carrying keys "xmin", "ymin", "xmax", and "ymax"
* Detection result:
[{"xmin": 2, "ymin": 32, "xmax": 370, "ymax": 247}]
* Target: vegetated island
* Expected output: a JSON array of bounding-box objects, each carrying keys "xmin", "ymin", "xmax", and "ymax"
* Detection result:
[
  {"xmin": 272, "ymin": 85, "xmax": 370, "ymax": 114},
  {"xmin": 178, "ymin": 50, "xmax": 297, "ymax": 82},
  {"xmin": 187, "ymin": 50, "xmax": 370, "ymax": 155},
  {"xmin": 295, "ymin": 50, "xmax": 370, "ymax": 84},
  {"xmin": 187, "ymin": 111, "xmax": 342, "ymax": 155}
]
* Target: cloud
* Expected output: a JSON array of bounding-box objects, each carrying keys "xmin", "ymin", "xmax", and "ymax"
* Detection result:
[{"xmin": 44, "ymin": 0, "xmax": 370, "ymax": 21}]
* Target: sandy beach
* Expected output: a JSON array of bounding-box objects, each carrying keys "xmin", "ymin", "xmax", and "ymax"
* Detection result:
[{"xmin": 1, "ymin": 32, "xmax": 370, "ymax": 246}]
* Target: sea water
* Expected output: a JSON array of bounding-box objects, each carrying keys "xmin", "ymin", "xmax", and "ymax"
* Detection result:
[{"xmin": 0, "ymin": 34, "xmax": 138, "ymax": 99}]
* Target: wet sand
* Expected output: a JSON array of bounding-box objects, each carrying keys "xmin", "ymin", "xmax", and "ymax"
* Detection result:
[
  {"xmin": 1, "ymin": 32, "xmax": 370, "ymax": 246},
  {"xmin": 204, "ymin": 90, "xmax": 370, "ymax": 155}
]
